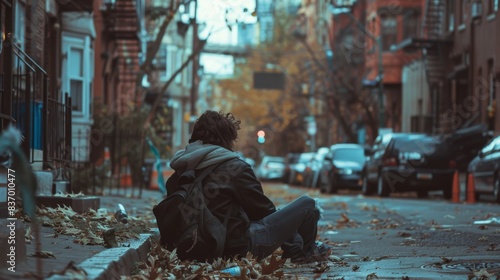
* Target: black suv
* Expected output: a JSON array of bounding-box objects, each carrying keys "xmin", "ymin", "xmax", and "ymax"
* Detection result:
[
  {"xmin": 362, "ymin": 125, "xmax": 492, "ymax": 198},
  {"xmin": 375, "ymin": 135, "xmax": 456, "ymax": 198},
  {"xmin": 362, "ymin": 133, "xmax": 425, "ymax": 195}
]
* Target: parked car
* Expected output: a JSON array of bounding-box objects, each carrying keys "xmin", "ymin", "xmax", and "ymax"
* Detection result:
[
  {"xmin": 255, "ymin": 156, "xmax": 286, "ymax": 181},
  {"xmin": 319, "ymin": 144, "xmax": 366, "ymax": 194},
  {"xmin": 237, "ymin": 152, "xmax": 256, "ymax": 169},
  {"xmin": 374, "ymin": 134, "xmax": 458, "ymax": 198},
  {"xmin": 361, "ymin": 133, "xmax": 425, "ymax": 195},
  {"xmin": 467, "ymin": 135, "xmax": 500, "ymax": 202},
  {"xmin": 363, "ymin": 125, "xmax": 492, "ymax": 199},
  {"xmin": 445, "ymin": 124, "xmax": 493, "ymax": 172},
  {"xmin": 302, "ymin": 147, "xmax": 330, "ymax": 188},
  {"xmin": 286, "ymin": 152, "xmax": 315, "ymax": 185},
  {"xmin": 282, "ymin": 153, "xmax": 300, "ymax": 183}
]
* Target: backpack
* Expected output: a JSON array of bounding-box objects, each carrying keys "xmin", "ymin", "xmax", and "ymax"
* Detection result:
[{"xmin": 153, "ymin": 162, "xmax": 232, "ymax": 261}]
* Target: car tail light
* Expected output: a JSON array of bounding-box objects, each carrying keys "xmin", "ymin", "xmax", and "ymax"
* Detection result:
[
  {"xmin": 383, "ymin": 157, "xmax": 398, "ymax": 166},
  {"xmin": 448, "ymin": 160, "xmax": 457, "ymax": 169}
]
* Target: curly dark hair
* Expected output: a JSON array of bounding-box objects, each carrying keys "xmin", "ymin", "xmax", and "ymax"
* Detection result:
[{"xmin": 189, "ymin": 110, "xmax": 241, "ymax": 151}]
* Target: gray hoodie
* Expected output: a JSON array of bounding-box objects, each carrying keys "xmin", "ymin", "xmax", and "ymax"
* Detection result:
[{"xmin": 169, "ymin": 140, "xmax": 239, "ymax": 171}]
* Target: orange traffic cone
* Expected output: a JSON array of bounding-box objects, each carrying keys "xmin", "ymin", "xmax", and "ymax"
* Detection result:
[
  {"xmin": 451, "ymin": 170, "xmax": 460, "ymax": 203},
  {"xmin": 466, "ymin": 173, "xmax": 476, "ymax": 203}
]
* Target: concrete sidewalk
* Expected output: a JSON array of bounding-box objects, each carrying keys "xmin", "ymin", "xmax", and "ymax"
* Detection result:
[
  {"xmin": 2, "ymin": 182, "xmax": 499, "ymax": 280},
  {"xmin": 0, "ymin": 188, "xmax": 163, "ymax": 280}
]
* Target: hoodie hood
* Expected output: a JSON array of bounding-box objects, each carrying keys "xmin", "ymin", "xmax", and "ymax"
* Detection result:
[{"xmin": 169, "ymin": 140, "xmax": 239, "ymax": 171}]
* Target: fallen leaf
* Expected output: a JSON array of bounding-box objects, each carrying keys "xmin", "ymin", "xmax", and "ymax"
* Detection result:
[
  {"xmin": 479, "ymin": 236, "xmax": 489, "ymax": 242},
  {"xmin": 32, "ymin": 251, "xmax": 56, "ymax": 258},
  {"xmin": 470, "ymin": 268, "xmax": 496, "ymax": 280},
  {"xmin": 398, "ymin": 232, "xmax": 411, "ymax": 237},
  {"xmin": 440, "ymin": 257, "xmax": 452, "ymax": 263}
]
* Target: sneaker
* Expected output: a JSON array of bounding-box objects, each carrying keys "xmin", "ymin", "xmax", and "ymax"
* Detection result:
[{"xmin": 290, "ymin": 241, "xmax": 332, "ymax": 264}]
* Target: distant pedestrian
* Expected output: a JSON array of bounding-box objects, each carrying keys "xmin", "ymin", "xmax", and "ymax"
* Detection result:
[{"xmin": 165, "ymin": 110, "xmax": 331, "ymax": 263}]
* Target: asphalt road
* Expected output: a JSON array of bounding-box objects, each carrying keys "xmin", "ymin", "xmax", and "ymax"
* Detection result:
[{"xmin": 262, "ymin": 182, "xmax": 500, "ymax": 279}]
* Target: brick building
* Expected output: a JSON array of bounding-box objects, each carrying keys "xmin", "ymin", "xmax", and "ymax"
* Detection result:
[
  {"xmin": 398, "ymin": 0, "xmax": 499, "ymax": 134},
  {"xmin": 364, "ymin": 0, "xmax": 424, "ymax": 132}
]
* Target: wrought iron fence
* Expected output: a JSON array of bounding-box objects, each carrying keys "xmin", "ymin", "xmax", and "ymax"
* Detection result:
[
  {"xmin": 70, "ymin": 127, "xmax": 146, "ymax": 198},
  {"xmin": 2, "ymin": 35, "xmax": 71, "ymax": 178}
]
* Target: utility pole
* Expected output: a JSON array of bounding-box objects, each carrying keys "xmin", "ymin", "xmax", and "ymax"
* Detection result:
[
  {"xmin": 190, "ymin": 0, "xmax": 198, "ymax": 119},
  {"xmin": 377, "ymin": 36, "xmax": 385, "ymax": 129}
]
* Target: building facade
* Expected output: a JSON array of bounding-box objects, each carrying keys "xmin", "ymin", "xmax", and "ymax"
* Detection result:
[
  {"xmin": 398, "ymin": 0, "xmax": 500, "ymax": 134},
  {"xmin": 364, "ymin": 0, "xmax": 424, "ymax": 132}
]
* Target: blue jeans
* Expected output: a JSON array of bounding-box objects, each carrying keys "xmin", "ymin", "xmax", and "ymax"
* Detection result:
[{"xmin": 248, "ymin": 196, "xmax": 321, "ymax": 259}]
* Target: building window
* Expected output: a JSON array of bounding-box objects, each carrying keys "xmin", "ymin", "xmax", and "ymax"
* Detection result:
[
  {"xmin": 13, "ymin": 0, "xmax": 26, "ymax": 72},
  {"xmin": 155, "ymin": 44, "xmax": 167, "ymax": 82},
  {"xmin": 62, "ymin": 33, "xmax": 93, "ymax": 120},
  {"xmin": 165, "ymin": 45, "xmax": 175, "ymax": 81},
  {"xmin": 14, "ymin": 0, "xmax": 25, "ymax": 49},
  {"xmin": 488, "ymin": 0, "xmax": 499, "ymax": 14},
  {"xmin": 447, "ymin": 0, "xmax": 455, "ymax": 31},
  {"xmin": 175, "ymin": 50, "xmax": 182, "ymax": 84},
  {"xmin": 403, "ymin": 9, "xmax": 419, "ymax": 39},
  {"xmin": 381, "ymin": 17, "xmax": 397, "ymax": 51},
  {"xmin": 488, "ymin": 59, "xmax": 496, "ymax": 104},
  {"xmin": 458, "ymin": 0, "xmax": 467, "ymax": 25}
]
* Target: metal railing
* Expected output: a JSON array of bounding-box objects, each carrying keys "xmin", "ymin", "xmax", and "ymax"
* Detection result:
[{"xmin": 2, "ymin": 35, "xmax": 72, "ymax": 176}]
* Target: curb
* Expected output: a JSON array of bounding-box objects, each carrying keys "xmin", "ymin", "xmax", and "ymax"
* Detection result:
[{"xmin": 48, "ymin": 233, "xmax": 156, "ymax": 280}]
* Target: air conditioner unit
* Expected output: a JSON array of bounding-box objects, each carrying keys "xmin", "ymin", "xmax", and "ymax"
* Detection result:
[{"xmin": 471, "ymin": 1, "xmax": 482, "ymax": 20}]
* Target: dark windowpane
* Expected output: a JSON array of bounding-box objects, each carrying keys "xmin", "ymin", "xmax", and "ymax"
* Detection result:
[{"xmin": 70, "ymin": 79, "xmax": 83, "ymax": 112}]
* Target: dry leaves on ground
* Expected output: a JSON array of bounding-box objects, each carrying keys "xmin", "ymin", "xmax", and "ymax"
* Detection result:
[
  {"xmin": 127, "ymin": 241, "xmax": 292, "ymax": 279},
  {"xmin": 35, "ymin": 206, "xmax": 154, "ymax": 246}
]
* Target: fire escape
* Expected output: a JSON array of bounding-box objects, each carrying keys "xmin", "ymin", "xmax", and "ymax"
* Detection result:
[
  {"xmin": 102, "ymin": 0, "xmax": 141, "ymax": 111},
  {"xmin": 395, "ymin": 0, "xmax": 451, "ymax": 133},
  {"xmin": 101, "ymin": 0, "xmax": 142, "ymax": 190}
]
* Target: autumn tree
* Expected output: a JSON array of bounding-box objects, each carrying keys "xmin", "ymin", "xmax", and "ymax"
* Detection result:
[{"xmin": 214, "ymin": 10, "xmax": 321, "ymax": 158}]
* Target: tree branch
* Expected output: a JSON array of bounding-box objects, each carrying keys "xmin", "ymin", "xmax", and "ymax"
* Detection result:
[{"xmin": 144, "ymin": 37, "xmax": 209, "ymax": 129}]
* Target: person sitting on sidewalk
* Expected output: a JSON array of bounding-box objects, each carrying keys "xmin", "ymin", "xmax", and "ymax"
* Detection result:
[{"xmin": 166, "ymin": 110, "xmax": 331, "ymax": 263}]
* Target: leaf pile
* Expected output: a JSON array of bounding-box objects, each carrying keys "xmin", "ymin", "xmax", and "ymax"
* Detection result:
[
  {"xmin": 36, "ymin": 206, "xmax": 153, "ymax": 246},
  {"xmin": 127, "ymin": 241, "xmax": 287, "ymax": 279}
]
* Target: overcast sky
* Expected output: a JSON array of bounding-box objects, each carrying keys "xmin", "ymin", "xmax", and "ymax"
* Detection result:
[{"xmin": 197, "ymin": 0, "xmax": 257, "ymax": 75}]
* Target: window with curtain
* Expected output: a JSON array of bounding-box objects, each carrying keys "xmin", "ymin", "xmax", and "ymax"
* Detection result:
[
  {"xmin": 381, "ymin": 17, "xmax": 397, "ymax": 51},
  {"xmin": 69, "ymin": 47, "xmax": 84, "ymax": 113},
  {"xmin": 447, "ymin": 0, "xmax": 455, "ymax": 31},
  {"xmin": 458, "ymin": 0, "xmax": 467, "ymax": 25},
  {"xmin": 403, "ymin": 9, "xmax": 420, "ymax": 39},
  {"xmin": 488, "ymin": 0, "xmax": 499, "ymax": 14}
]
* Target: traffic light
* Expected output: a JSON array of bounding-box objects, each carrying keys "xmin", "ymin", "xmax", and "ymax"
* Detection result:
[{"xmin": 257, "ymin": 130, "xmax": 265, "ymax": 144}]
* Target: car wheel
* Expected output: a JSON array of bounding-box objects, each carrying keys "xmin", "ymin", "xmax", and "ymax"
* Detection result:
[
  {"xmin": 305, "ymin": 173, "xmax": 313, "ymax": 188},
  {"xmin": 443, "ymin": 186, "xmax": 452, "ymax": 200},
  {"xmin": 377, "ymin": 174, "xmax": 390, "ymax": 197},
  {"xmin": 326, "ymin": 173, "xmax": 338, "ymax": 194},
  {"xmin": 311, "ymin": 172, "xmax": 320, "ymax": 189},
  {"xmin": 494, "ymin": 175, "xmax": 500, "ymax": 203},
  {"xmin": 319, "ymin": 175, "xmax": 327, "ymax": 193},
  {"xmin": 362, "ymin": 172, "xmax": 373, "ymax": 195},
  {"xmin": 417, "ymin": 190, "xmax": 428, "ymax": 198}
]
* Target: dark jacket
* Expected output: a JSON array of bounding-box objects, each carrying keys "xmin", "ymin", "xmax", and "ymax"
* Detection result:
[{"xmin": 166, "ymin": 141, "xmax": 276, "ymax": 257}]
